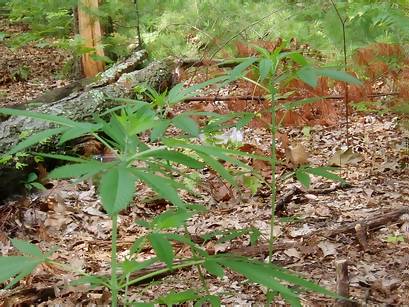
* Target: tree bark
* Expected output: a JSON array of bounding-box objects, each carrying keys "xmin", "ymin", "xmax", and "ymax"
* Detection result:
[{"xmin": 0, "ymin": 50, "xmax": 173, "ymax": 202}]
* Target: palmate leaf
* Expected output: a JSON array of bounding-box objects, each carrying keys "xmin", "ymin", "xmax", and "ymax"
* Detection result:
[
  {"xmin": 7, "ymin": 127, "xmax": 67, "ymax": 155},
  {"xmin": 279, "ymin": 97, "xmax": 321, "ymax": 111},
  {"xmin": 58, "ymin": 122, "xmax": 102, "ymax": 144},
  {"xmin": 296, "ymin": 66, "xmax": 318, "ymax": 87},
  {"xmin": 166, "ymin": 76, "xmax": 227, "ymax": 105},
  {"xmin": 120, "ymin": 257, "xmax": 158, "ymax": 275},
  {"xmin": 100, "ymin": 166, "xmax": 137, "ymax": 215},
  {"xmin": 295, "ymin": 169, "xmax": 311, "ymax": 189},
  {"xmin": 203, "ymin": 259, "xmax": 225, "ymax": 278},
  {"xmin": 0, "ymin": 256, "xmax": 43, "ymax": 289},
  {"xmin": 216, "ymin": 258, "xmax": 301, "ymax": 306},
  {"xmin": 163, "ymin": 138, "xmax": 270, "ymax": 162},
  {"xmin": 156, "ymin": 290, "xmax": 199, "ymax": 305},
  {"xmin": 148, "ymin": 232, "xmax": 174, "ymax": 268},
  {"xmin": 0, "ymin": 240, "xmax": 49, "ymax": 289},
  {"xmin": 194, "ymin": 295, "xmax": 221, "ymax": 307},
  {"xmin": 48, "ymin": 161, "xmax": 111, "ymax": 179},
  {"xmin": 138, "ymin": 149, "xmax": 204, "ymax": 169},
  {"xmin": 304, "ymin": 166, "xmax": 345, "ymax": 184},
  {"xmin": 164, "ymin": 233, "xmax": 207, "ymax": 257},
  {"xmin": 226, "ymin": 57, "xmax": 257, "ymax": 82},
  {"xmin": 150, "ymin": 119, "xmax": 170, "ymax": 141},
  {"xmin": 132, "ymin": 169, "xmax": 186, "ymax": 207},
  {"xmin": 259, "ymin": 58, "xmax": 273, "ymax": 82},
  {"xmin": 172, "ymin": 115, "xmax": 199, "ymax": 136},
  {"xmin": 34, "ymin": 153, "xmax": 91, "ymax": 163},
  {"xmin": 317, "ymin": 68, "xmax": 362, "ymax": 85},
  {"xmin": 152, "ymin": 208, "xmax": 192, "ymax": 229},
  {"xmin": 11, "ymin": 239, "xmax": 43, "ymax": 257},
  {"xmin": 197, "ymin": 152, "xmax": 235, "ymax": 186},
  {"xmin": 0, "ymin": 108, "xmax": 78, "ymax": 126}
]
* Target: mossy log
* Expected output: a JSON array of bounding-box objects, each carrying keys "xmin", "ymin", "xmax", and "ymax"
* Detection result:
[{"xmin": 0, "ymin": 50, "xmax": 173, "ymax": 202}]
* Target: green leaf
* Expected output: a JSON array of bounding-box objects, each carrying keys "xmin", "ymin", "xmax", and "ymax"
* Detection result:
[
  {"xmin": 11, "ymin": 239, "xmax": 43, "ymax": 257},
  {"xmin": 0, "ymin": 108, "xmax": 78, "ymax": 126},
  {"xmin": 133, "ymin": 170, "xmax": 186, "ymax": 207},
  {"xmin": 7, "ymin": 127, "xmax": 67, "ymax": 155},
  {"xmin": 34, "ymin": 153, "xmax": 90, "ymax": 163},
  {"xmin": 227, "ymin": 57, "xmax": 257, "ymax": 82},
  {"xmin": 280, "ymin": 97, "xmax": 321, "ymax": 111},
  {"xmin": 204, "ymin": 259, "xmax": 225, "ymax": 277},
  {"xmin": 71, "ymin": 275, "xmax": 109, "ymax": 287},
  {"xmin": 139, "ymin": 149, "xmax": 204, "ymax": 169},
  {"xmin": 243, "ymin": 175, "xmax": 262, "ymax": 195},
  {"xmin": 130, "ymin": 237, "xmax": 147, "ymax": 255},
  {"xmin": 148, "ymin": 233, "xmax": 174, "ymax": 268},
  {"xmin": 132, "ymin": 303, "xmax": 154, "ymax": 307},
  {"xmin": 317, "ymin": 68, "xmax": 362, "ymax": 85},
  {"xmin": 58, "ymin": 123, "xmax": 101, "ymax": 144},
  {"xmin": 152, "ymin": 209, "xmax": 192, "ymax": 229},
  {"xmin": 288, "ymin": 53, "xmax": 308, "ymax": 66},
  {"xmin": 172, "ymin": 115, "xmax": 199, "ymax": 136},
  {"xmin": 121, "ymin": 258, "xmax": 158, "ymax": 275},
  {"xmin": 305, "ymin": 167, "xmax": 344, "ymax": 183},
  {"xmin": 150, "ymin": 119, "xmax": 170, "ymax": 141},
  {"xmin": 258, "ymin": 58, "xmax": 272, "ymax": 82},
  {"xmin": 164, "ymin": 233, "xmax": 207, "ymax": 257},
  {"xmin": 0, "ymin": 256, "xmax": 45, "ymax": 289},
  {"xmin": 157, "ymin": 290, "xmax": 199, "ymax": 305},
  {"xmin": 167, "ymin": 76, "xmax": 227, "ymax": 105},
  {"xmin": 197, "ymin": 152, "xmax": 235, "ymax": 186},
  {"xmin": 194, "ymin": 295, "xmax": 221, "ymax": 307},
  {"xmin": 296, "ymin": 66, "xmax": 318, "ymax": 87},
  {"xmin": 100, "ymin": 166, "xmax": 136, "ymax": 215},
  {"xmin": 29, "ymin": 182, "xmax": 46, "ymax": 191},
  {"xmin": 217, "ymin": 258, "xmax": 300, "ymax": 306},
  {"xmin": 26, "ymin": 172, "xmax": 38, "ymax": 183},
  {"xmin": 295, "ymin": 169, "xmax": 311, "ymax": 189},
  {"xmin": 48, "ymin": 161, "xmax": 109, "ymax": 179}
]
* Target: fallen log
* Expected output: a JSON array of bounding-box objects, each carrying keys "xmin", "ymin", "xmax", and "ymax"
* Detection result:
[{"xmin": 0, "ymin": 50, "xmax": 173, "ymax": 202}]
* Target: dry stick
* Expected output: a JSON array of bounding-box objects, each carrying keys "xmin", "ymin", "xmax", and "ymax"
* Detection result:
[
  {"xmin": 182, "ymin": 92, "xmax": 399, "ymax": 102},
  {"xmin": 354, "ymin": 223, "xmax": 369, "ymax": 251},
  {"xmin": 335, "ymin": 259, "xmax": 353, "ymax": 307}
]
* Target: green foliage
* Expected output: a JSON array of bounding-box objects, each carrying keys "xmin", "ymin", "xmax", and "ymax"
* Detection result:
[
  {"xmin": 22, "ymin": 172, "xmax": 46, "ymax": 191},
  {"xmin": 0, "ymin": 45, "xmax": 361, "ymax": 304}
]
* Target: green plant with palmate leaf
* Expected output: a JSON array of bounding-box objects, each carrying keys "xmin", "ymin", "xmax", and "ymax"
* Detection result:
[
  {"xmin": 223, "ymin": 44, "xmax": 361, "ymax": 303},
  {"xmin": 0, "ymin": 63, "xmax": 351, "ymax": 305}
]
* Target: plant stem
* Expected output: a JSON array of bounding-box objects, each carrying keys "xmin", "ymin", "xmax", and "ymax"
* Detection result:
[
  {"xmin": 330, "ymin": 0, "xmax": 349, "ymax": 146},
  {"xmin": 123, "ymin": 259, "xmax": 204, "ymax": 288},
  {"xmin": 111, "ymin": 214, "xmax": 119, "ymax": 307},
  {"xmin": 268, "ymin": 90, "xmax": 277, "ymax": 264}
]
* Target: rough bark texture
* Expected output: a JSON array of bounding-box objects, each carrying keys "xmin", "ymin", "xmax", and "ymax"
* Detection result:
[
  {"xmin": 0, "ymin": 52, "xmax": 172, "ymax": 155},
  {"xmin": 0, "ymin": 50, "xmax": 173, "ymax": 202}
]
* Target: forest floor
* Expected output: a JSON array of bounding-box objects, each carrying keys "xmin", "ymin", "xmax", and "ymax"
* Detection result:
[{"xmin": 1, "ymin": 18, "xmax": 409, "ymax": 306}]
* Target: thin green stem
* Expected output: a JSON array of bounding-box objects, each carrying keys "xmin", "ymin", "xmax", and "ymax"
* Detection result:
[
  {"xmin": 123, "ymin": 259, "xmax": 204, "ymax": 288},
  {"xmin": 268, "ymin": 90, "xmax": 277, "ymax": 264},
  {"xmin": 185, "ymin": 226, "xmax": 209, "ymax": 294},
  {"xmin": 111, "ymin": 214, "xmax": 119, "ymax": 307}
]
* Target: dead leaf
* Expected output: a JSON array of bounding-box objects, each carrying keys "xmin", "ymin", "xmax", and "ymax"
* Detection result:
[
  {"xmin": 328, "ymin": 148, "xmax": 363, "ymax": 166},
  {"xmin": 317, "ymin": 241, "xmax": 338, "ymax": 257},
  {"xmin": 284, "ymin": 248, "xmax": 301, "ymax": 259},
  {"xmin": 286, "ymin": 143, "xmax": 309, "ymax": 166}
]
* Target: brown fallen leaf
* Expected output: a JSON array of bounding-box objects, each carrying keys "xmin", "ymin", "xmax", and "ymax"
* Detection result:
[
  {"xmin": 328, "ymin": 148, "xmax": 363, "ymax": 166},
  {"xmin": 286, "ymin": 143, "xmax": 309, "ymax": 166}
]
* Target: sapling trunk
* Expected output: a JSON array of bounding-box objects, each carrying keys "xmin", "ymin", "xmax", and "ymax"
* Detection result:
[
  {"xmin": 111, "ymin": 214, "xmax": 119, "ymax": 307},
  {"xmin": 268, "ymin": 90, "xmax": 277, "ymax": 263}
]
